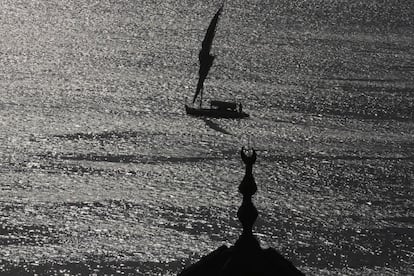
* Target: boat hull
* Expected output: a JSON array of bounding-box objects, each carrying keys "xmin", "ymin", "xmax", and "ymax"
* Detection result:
[{"xmin": 185, "ymin": 105, "xmax": 249, "ymax": 119}]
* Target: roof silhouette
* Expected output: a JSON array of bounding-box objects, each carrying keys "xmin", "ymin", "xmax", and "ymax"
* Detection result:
[{"xmin": 178, "ymin": 148, "xmax": 304, "ymax": 276}]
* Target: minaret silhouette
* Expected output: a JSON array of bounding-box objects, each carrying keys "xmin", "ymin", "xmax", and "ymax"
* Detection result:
[
  {"xmin": 178, "ymin": 148, "xmax": 304, "ymax": 276},
  {"xmin": 237, "ymin": 147, "xmax": 258, "ymax": 236}
]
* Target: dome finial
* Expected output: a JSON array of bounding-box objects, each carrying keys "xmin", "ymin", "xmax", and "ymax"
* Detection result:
[{"xmin": 237, "ymin": 147, "xmax": 258, "ymax": 236}]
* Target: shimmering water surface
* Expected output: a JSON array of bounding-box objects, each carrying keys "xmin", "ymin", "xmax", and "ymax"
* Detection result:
[{"xmin": 1, "ymin": 0, "xmax": 413, "ymax": 275}]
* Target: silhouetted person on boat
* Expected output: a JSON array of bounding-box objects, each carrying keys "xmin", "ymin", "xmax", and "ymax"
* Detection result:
[{"xmin": 239, "ymin": 103, "xmax": 243, "ymax": 113}]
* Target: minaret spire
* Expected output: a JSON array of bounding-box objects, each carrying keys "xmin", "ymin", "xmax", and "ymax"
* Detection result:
[
  {"xmin": 237, "ymin": 147, "xmax": 258, "ymax": 236},
  {"xmin": 178, "ymin": 147, "xmax": 305, "ymax": 276}
]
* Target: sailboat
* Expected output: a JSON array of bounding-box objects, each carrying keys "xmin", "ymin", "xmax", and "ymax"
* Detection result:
[{"xmin": 185, "ymin": 3, "xmax": 249, "ymax": 119}]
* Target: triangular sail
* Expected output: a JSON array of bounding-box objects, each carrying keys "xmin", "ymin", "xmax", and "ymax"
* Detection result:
[{"xmin": 193, "ymin": 4, "xmax": 224, "ymax": 104}]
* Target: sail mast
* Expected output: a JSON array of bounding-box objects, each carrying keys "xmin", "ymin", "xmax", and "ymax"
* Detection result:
[
  {"xmin": 193, "ymin": 3, "xmax": 224, "ymax": 105},
  {"xmin": 199, "ymin": 88, "xmax": 203, "ymax": 108}
]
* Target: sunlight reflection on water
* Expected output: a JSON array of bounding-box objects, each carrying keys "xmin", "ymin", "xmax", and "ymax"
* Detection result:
[{"xmin": 0, "ymin": 0, "xmax": 413, "ymax": 275}]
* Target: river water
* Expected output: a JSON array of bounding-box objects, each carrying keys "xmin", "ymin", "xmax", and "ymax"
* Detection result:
[{"xmin": 0, "ymin": 0, "xmax": 413, "ymax": 275}]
